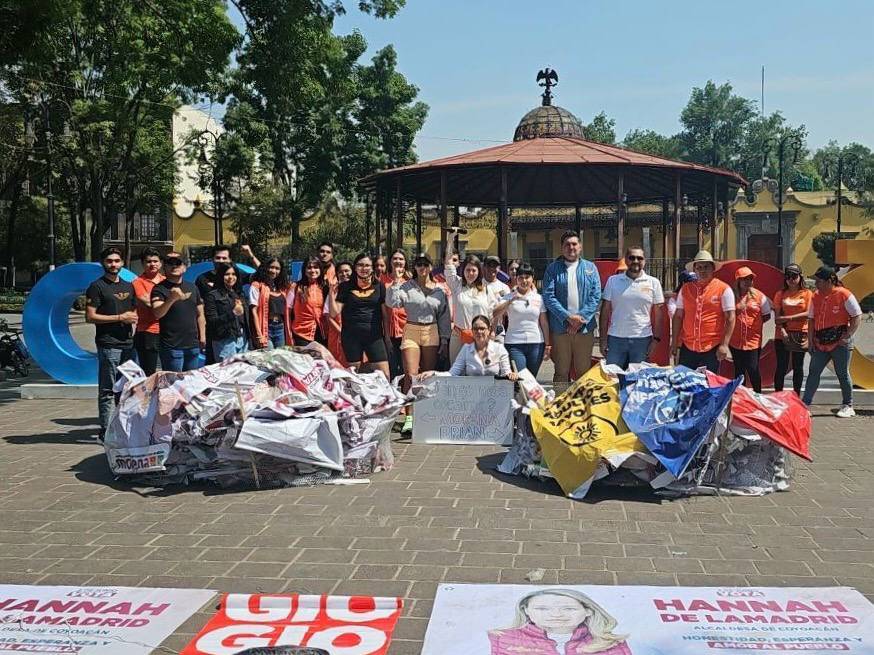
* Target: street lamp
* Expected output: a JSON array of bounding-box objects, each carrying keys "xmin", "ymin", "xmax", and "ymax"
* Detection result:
[
  {"xmin": 822, "ymin": 151, "xmax": 860, "ymax": 235},
  {"xmin": 763, "ymin": 134, "xmax": 803, "ymax": 269},
  {"xmin": 41, "ymin": 102, "xmax": 56, "ymax": 271},
  {"xmin": 196, "ymin": 130, "xmax": 228, "ymax": 246}
]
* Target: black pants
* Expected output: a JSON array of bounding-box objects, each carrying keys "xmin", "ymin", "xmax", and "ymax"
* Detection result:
[
  {"xmin": 730, "ymin": 346, "xmax": 761, "ymax": 393},
  {"xmin": 133, "ymin": 331, "xmax": 160, "ymax": 376},
  {"xmin": 678, "ymin": 345, "xmax": 719, "ymax": 373},
  {"xmin": 774, "ymin": 339, "xmax": 806, "ymax": 394},
  {"xmin": 387, "ymin": 336, "xmax": 403, "ymax": 379}
]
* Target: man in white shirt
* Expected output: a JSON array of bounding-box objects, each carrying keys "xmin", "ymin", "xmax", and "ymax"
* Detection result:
[
  {"xmin": 483, "ymin": 256, "xmax": 511, "ymax": 296},
  {"xmin": 599, "ymin": 246, "xmax": 665, "ymax": 368}
]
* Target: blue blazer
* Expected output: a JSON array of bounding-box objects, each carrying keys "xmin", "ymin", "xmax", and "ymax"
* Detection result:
[{"xmin": 541, "ymin": 257, "xmax": 602, "ymax": 335}]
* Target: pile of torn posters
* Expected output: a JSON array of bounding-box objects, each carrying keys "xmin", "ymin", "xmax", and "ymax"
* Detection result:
[
  {"xmin": 103, "ymin": 345, "xmax": 406, "ymax": 489},
  {"xmin": 498, "ymin": 363, "xmax": 812, "ymax": 499}
]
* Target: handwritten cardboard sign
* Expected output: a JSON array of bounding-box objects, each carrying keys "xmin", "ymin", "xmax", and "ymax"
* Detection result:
[{"xmin": 413, "ymin": 376, "xmax": 514, "ymax": 445}]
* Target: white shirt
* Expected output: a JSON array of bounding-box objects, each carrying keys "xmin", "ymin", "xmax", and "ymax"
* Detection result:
[
  {"xmin": 486, "ymin": 278, "xmax": 511, "ymax": 297},
  {"xmin": 501, "ymin": 289, "xmax": 546, "ymax": 344},
  {"xmin": 446, "ymin": 341, "xmax": 512, "ymax": 377},
  {"xmin": 603, "ymin": 272, "xmax": 665, "ymax": 338},
  {"xmin": 548, "ymin": 633, "xmax": 573, "ymax": 654},
  {"xmin": 445, "ymin": 263, "xmax": 499, "ymax": 329},
  {"xmin": 566, "ymin": 260, "xmax": 580, "ymax": 314}
]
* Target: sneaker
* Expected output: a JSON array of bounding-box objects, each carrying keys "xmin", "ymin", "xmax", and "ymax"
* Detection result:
[
  {"xmin": 401, "ymin": 414, "xmax": 414, "ymax": 433},
  {"xmin": 836, "ymin": 405, "xmax": 856, "ymax": 418}
]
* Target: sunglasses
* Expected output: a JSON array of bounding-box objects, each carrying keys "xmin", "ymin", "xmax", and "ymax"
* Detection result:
[
  {"xmin": 627, "ymin": 256, "xmax": 644, "ymax": 262},
  {"xmin": 785, "ymin": 272, "xmax": 800, "ymax": 278},
  {"xmin": 164, "ymin": 258, "xmax": 184, "ymax": 266}
]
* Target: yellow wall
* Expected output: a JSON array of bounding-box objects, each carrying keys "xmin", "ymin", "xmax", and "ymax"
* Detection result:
[
  {"xmin": 729, "ymin": 187, "xmax": 874, "ymax": 274},
  {"xmin": 173, "ymin": 208, "xmax": 237, "ymax": 253}
]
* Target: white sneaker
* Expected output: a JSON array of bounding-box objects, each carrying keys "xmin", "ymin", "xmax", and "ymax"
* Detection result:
[{"xmin": 836, "ymin": 405, "xmax": 856, "ymax": 418}]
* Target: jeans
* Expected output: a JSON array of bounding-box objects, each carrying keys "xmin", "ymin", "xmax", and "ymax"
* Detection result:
[
  {"xmin": 212, "ymin": 335, "xmax": 247, "ymax": 361},
  {"xmin": 605, "ymin": 335, "xmax": 652, "ymax": 369},
  {"xmin": 268, "ymin": 322, "xmax": 286, "ymax": 348},
  {"xmin": 133, "ymin": 331, "xmax": 160, "ymax": 376},
  {"xmin": 803, "ymin": 344, "xmax": 853, "ymax": 406},
  {"xmin": 774, "ymin": 340, "xmax": 806, "ymax": 394},
  {"xmin": 678, "ymin": 344, "xmax": 720, "ymax": 373},
  {"xmin": 506, "ymin": 342, "xmax": 546, "ymax": 377},
  {"xmin": 730, "ymin": 346, "xmax": 762, "ymax": 393},
  {"xmin": 552, "ymin": 331, "xmax": 595, "ymax": 393},
  {"xmin": 159, "ymin": 346, "xmax": 202, "ymax": 372},
  {"xmin": 97, "ymin": 345, "xmax": 136, "ymax": 434}
]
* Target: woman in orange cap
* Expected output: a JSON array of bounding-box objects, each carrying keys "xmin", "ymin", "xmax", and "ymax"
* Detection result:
[{"xmin": 729, "ymin": 266, "xmax": 771, "ymax": 392}]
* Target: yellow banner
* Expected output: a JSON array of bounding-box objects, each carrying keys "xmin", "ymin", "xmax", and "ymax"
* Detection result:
[{"xmin": 531, "ymin": 365, "xmax": 646, "ymax": 497}]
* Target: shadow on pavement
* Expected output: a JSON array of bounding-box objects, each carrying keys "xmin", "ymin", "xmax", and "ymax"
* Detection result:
[
  {"xmin": 3, "ymin": 428, "xmax": 98, "ymax": 445},
  {"xmin": 475, "ymin": 452, "xmax": 664, "ymax": 505},
  {"xmin": 53, "ymin": 417, "xmax": 99, "ymax": 427}
]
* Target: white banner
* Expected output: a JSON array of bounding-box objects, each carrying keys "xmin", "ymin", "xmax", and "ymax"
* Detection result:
[
  {"xmin": 413, "ymin": 377, "xmax": 514, "ymax": 445},
  {"xmin": 0, "ymin": 584, "xmax": 215, "ymax": 654},
  {"xmin": 422, "ymin": 584, "xmax": 874, "ymax": 655}
]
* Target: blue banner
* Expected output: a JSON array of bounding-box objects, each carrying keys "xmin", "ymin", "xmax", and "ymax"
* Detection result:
[{"xmin": 619, "ymin": 366, "xmax": 740, "ymax": 478}]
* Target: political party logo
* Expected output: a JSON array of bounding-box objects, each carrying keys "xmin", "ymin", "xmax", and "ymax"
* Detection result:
[{"xmin": 66, "ymin": 587, "xmax": 119, "ymax": 598}]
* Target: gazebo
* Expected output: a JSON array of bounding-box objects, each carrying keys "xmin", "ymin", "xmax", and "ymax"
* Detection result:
[{"xmin": 360, "ymin": 69, "xmax": 746, "ymax": 279}]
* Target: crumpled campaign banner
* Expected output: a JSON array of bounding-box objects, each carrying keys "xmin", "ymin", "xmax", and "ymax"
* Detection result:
[
  {"xmin": 620, "ymin": 366, "xmax": 741, "ymax": 479},
  {"xmin": 181, "ymin": 593, "xmax": 403, "ymax": 655},
  {"xmin": 530, "ymin": 366, "xmax": 647, "ymax": 498}
]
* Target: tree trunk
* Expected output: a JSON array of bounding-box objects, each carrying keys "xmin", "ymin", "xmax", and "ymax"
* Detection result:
[
  {"xmin": 67, "ymin": 195, "xmax": 85, "ymax": 261},
  {"xmin": 4, "ymin": 183, "xmax": 22, "ymax": 286}
]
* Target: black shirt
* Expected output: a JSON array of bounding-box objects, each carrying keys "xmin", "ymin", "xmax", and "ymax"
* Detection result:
[
  {"xmin": 204, "ymin": 287, "xmax": 245, "ymax": 340},
  {"xmin": 85, "ymin": 276, "xmax": 135, "ymax": 348},
  {"xmin": 151, "ymin": 279, "xmax": 202, "ymax": 349},
  {"xmin": 195, "ymin": 265, "xmax": 252, "ymax": 300},
  {"xmin": 268, "ymin": 293, "xmax": 286, "ymax": 322},
  {"xmin": 336, "ymin": 279, "xmax": 385, "ymax": 335}
]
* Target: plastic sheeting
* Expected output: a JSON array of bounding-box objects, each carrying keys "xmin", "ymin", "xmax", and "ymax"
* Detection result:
[{"xmin": 104, "ymin": 344, "xmax": 406, "ymax": 488}]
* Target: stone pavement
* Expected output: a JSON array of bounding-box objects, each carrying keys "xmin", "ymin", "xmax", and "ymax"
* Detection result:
[{"xmin": 1, "ymin": 396, "xmax": 873, "ymax": 655}]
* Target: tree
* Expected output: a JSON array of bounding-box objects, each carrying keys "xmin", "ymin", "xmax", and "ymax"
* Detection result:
[
  {"xmin": 736, "ymin": 111, "xmax": 809, "ymax": 186},
  {"xmin": 678, "ymin": 81, "xmax": 756, "ymax": 169},
  {"xmin": 0, "ymin": 0, "xmax": 239, "ymax": 260},
  {"xmin": 622, "ymin": 128, "xmax": 682, "ymax": 159},
  {"xmin": 586, "ymin": 111, "xmax": 616, "ymax": 145}
]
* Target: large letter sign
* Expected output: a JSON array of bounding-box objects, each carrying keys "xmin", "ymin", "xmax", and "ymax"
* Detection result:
[
  {"xmin": 836, "ymin": 239, "xmax": 874, "ymax": 389},
  {"xmin": 182, "ymin": 593, "xmax": 403, "ymax": 655},
  {"xmin": 23, "ymin": 263, "xmax": 137, "ymax": 385}
]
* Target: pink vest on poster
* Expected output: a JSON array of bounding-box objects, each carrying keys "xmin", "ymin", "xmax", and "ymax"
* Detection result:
[{"xmin": 488, "ymin": 624, "xmax": 632, "ymax": 655}]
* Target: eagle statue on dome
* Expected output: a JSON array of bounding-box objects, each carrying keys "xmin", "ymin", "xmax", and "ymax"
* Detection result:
[{"xmin": 536, "ymin": 67, "xmax": 558, "ymax": 106}]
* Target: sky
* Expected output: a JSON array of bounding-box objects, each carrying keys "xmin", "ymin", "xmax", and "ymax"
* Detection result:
[{"xmin": 320, "ymin": 0, "xmax": 874, "ymax": 163}]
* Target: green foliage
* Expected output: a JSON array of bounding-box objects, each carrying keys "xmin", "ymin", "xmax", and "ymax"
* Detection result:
[
  {"xmin": 811, "ymin": 231, "xmax": 859, "ymax": 268},
  {"xmin": 622, "ymin": 128, "xmax": 683, "ymax": 159},
  {"xmin": 280, "ymin": 202, "xmax": 369, "ymax": 264},
  {"xmin": 678, "ymin": 81, "xmax": 756, "ymax": 169},
  {"xmin": 586, "ymin": 111, "xmax": 616, "ymax": 145}
]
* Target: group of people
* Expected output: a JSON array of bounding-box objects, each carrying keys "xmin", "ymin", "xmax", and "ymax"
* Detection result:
[{"xmin": 86, "ymin": 230, "xmax": 863, "ymax": 438}]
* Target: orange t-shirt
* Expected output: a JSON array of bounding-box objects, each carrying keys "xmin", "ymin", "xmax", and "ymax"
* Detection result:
[
  {"xmin": 678, "ymin": 278, "xmax": 734, "ymax": 352},
  {"xmin": 774, "ymin": 288, "xmax": 812, "ymax": 335},
  {"xmin": 291, "ymin": 283, "xmax": 325, "ymax": 341},
  {"xmin": 730, "ymin": 288, "xmax": 770, "ymax": 351},
  {"xmin": 380, "ymin": 274, "xmax": 407, "ymax": 339},
  {"xmin": 131, "ymin": 273, "xmax": 164, "ymax": 334}
]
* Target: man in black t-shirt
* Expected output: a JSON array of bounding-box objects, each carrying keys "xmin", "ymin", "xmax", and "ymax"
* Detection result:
[
  {"xmin": 85, "ymin": 246, "xmax": 137, "ymax": 439},
  {"xmin": 151, "ymin": 252, "xmax": 206, "ymax": 372},
  {"xmin": 195, "ymin": 244, "xmax": 259, "ymax": 364}
]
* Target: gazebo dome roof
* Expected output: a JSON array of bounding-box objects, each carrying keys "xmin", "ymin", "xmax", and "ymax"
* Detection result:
[{"xmin": 513, "ymin": 104, "xmax": 585, "ymax": 141}]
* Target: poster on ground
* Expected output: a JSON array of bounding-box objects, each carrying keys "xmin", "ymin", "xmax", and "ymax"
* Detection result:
[
  {"xmin": 182, "ymin": 593, "xmax": 403, "ymax": 655},
  {"xmin": 422, "ymin": 584, "xmax": 874, "ymax": 655},
  {"xmin": 0, "ymin": 584, "xmax": 215, "ymax": 654},
  {"xmin": 413, "ymin": 376, "xmax": 514, "ymax": 445}
]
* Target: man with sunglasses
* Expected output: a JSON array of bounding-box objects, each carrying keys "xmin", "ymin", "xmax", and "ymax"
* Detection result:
[
  {"xmin": 600, "ymin": 246, "xmax": 665, "ymax": 368},
  {"xmin": 151, "ymin": 252, "xmax": 206, "ymax": 372},
  {"xmin": 670, "ymin": 250, "xmax": 736, "ymax": 373},
  {"xmin": 85, "ymin": 247, "xmax": 138, "ymax": 440}
]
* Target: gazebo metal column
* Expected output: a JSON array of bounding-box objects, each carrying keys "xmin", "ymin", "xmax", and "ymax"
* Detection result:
[
  {"xmin": 395, "ymin": 178, "xmax": 404, "ymax": 251},
  {"xmin": 498, "ymin": 167, "xmax": 509, "ymax": 262},
  {"xmin": 439, "ymin": 171, "xmax": 448, "ymax": 259},
  {"xmin": 661, "ymin": 199, "xmax": 669, "ymax": 260},
  {"xmin": 721, "ymin": 187, "xmax": 730, "ymax": 260},
  {"xmin": 616, "ymin": 173, "xmax": 625, "ymax": 256},
  {"xmin": 710, "ymin": 180, "xmax": 719, "ymax": 257},
  {"xmin": 673, "ymin": 173, "xmax": 683, "ymax": 264},
  {"xmin": 574, "ymin": 205, "xmax": 582, "ymax": 234},
  {"xmin": 415, "ymin": 200, "xmax": 422, "ymax": 255},
  {"xmin": 452, "ymin": 205, "xmax": 460, "ymax": 253},
  {"xmin": 375, "ymin": 190, "xmax": 382, "ymax": 255},
  {"xmin": 365, "ymin": 193, "xmax": 372, "ymax": 252},
  {"xmin": 696, "ymin": 203, "xmax": 703, "ymax": 251}
]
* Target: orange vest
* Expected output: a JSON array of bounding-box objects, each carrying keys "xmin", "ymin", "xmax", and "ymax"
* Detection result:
[
  {"xmin": 680, "ymin": 278, "xmax": 732, "ymax": 352},
  {"xmin": 774, "ymin": 288, "xmax": 812, "ymax": 335},
  {"xmin": 731, "ymin": 287, "xmax": 767, "ymax": 350},
  {"xmin": 811, "ymin": 287, "xmax": 855, "ymax": 352}
]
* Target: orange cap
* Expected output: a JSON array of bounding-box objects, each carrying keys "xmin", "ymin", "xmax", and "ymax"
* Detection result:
[
  {"xmin": 735, "ymin": 266, "xmax": 756, "ymax": 280},
  {"xmin": 616, "ymin": 258, "xmax": 628, "ymax": 272}
]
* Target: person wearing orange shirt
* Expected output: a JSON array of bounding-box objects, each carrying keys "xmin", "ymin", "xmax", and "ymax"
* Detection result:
[
  {"xmin": 729, "ymin": 267, "xmax": 771, "ymax": 392},
  {"xmin": 803, "ymin": 266, "xmax": 863, "ymax": 417},
  {"xmin": 290, "ymin": 256, "xmax": 327, "ymax": 346},
  {"xmin": 248, "ymin": 257, "xmax": 294, "ymax": 349},
  {"xmin": 670, "ymin": 250, "xmax": 736, "ymax": 374},
  {"xmin": 131, "ymin": 247, "xmax": 164, "ymax": 375},
  {"xmin": 773, "ymin": 263, "xmax": 813, "ymax": 395}
]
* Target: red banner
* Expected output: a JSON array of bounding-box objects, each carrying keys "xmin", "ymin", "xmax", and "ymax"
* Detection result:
[{"xmin": 181, "ymin": 593, "xmax": 403, "ymax": 655}]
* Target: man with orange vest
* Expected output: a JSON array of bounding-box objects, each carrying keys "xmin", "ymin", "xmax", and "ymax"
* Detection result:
[
  {"xmin": 803, "ymin": 266, "xmax": 863, "ymax": 417},
  {"xmin": 729, "ymin": 266, "xmax": 771, "ymax": 392},
  {"xmin": 670, "ymin": 250, "xmax": 736, "ymax": 374}
]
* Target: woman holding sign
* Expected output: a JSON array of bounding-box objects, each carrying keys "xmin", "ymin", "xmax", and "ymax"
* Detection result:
[
  {"xmin": 489, "ymin": 588, "xmax": 632, "ymax": 655},
  {"xmin": 421, "ymin": 315, "xmax": 518, "ymax": 380}
]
